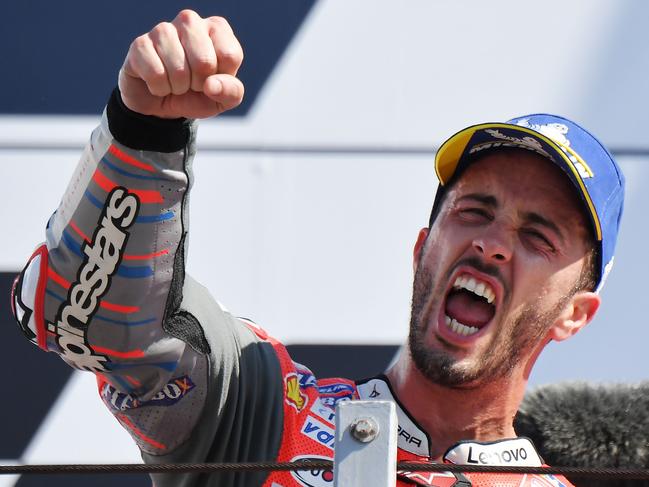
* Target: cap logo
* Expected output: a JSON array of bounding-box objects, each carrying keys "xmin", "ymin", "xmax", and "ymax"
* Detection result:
[
  {"xmin": 516, "ymin": 119, "xmax": 570, "ymax": 146},
  {"xmin": 472, "ymin": 129, "xmax": 555, "ymax": 161},
  {"xmin": 515, "ymin": 119, "xmax": 594, "ymax": 179}
]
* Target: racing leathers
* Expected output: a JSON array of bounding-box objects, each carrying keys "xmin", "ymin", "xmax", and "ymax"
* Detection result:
[{"xmin": 10, "ymin": 89, "xmax": 573, "ymax": 487}]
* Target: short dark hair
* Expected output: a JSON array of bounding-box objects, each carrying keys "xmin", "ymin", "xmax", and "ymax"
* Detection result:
[{"xmin": 575, "ymin": 242, "xmax": 598, "ymax": 292}]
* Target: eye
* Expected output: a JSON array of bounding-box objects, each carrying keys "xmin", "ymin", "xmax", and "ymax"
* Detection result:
[
  {"xmin": 458, "ymin": 208, "xmax": 491, "ymax": 223},
  {"xmin": 522, "ymin": 229, "xmax": 555, "ymax": 252}
]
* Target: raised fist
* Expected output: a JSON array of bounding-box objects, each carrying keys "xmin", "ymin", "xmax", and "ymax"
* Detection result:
[{"xmin": 118, "ymin": 9, "xmax": 244, "ymax": 119}]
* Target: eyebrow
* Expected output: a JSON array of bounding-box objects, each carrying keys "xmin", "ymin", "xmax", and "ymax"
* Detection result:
[
  {"xmin": 457, "ymin": 193, "xmax": 565, "ymax": 243},
  {"xmin": 457, "ymin": 193, "xmax": 498, "ymax": 208}
]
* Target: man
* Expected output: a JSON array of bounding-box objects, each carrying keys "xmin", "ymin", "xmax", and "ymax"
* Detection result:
[{"xmin": 10, "ymin": 9, "xmax": 624, "ymax": 487}]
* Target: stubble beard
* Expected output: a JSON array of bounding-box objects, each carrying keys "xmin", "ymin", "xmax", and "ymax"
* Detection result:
[{"xmin": 408, "ymin": 259, "xmax": 567, "ymax": 389}]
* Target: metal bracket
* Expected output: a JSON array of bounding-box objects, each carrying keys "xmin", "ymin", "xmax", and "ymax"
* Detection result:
[{"xmin": 334, "ymin": 400, "xmax": 397, "ymax": 487}]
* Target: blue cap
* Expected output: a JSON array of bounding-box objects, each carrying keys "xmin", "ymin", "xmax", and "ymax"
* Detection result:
[{"xmin": 434, "ymin": 114, "xmax": 625, "ymax": 292}]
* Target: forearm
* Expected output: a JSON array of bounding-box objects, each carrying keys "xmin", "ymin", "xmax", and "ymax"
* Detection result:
[{"xmin": 13, "ymin": 88, "xmax": 197, "ymax": 393}]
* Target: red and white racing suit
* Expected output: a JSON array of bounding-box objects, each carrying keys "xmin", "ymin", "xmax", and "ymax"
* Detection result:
[{"xmin": 10, "ymin": 89, "xmax": 573, "ymax": 487}]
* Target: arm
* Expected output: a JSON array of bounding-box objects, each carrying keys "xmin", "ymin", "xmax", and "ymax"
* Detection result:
[{"xmin": 11, "ymin": 12, "xmax": 284, "ymax": 475}]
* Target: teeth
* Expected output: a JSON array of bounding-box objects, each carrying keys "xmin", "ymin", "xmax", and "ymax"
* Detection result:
[
  {"xmin": 452, "ymin": 274, "xmax": 496, "ymax": 304},
  {"xmin": 466, "ymin": 278, "xmax": 477, "ymax": 292},
  {"xmin": 446, "ymin": 316, "xmax": 479, "ymax": 336},
  {"xmin": 451, "ymin": 319, "xmax": 459, "ymax": 333},
  {"xmin": 474, "ymin": 282, "xmax": 486, "ymax": 297},
  {"xmin": 484, "ymin": 289, "xmax": 495, "ymax": 304}
]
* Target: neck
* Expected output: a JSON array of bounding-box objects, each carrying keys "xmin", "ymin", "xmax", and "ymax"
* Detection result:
[{"xmin": 385, "ymin": 350, "xmax": 527, "ymax": 461}]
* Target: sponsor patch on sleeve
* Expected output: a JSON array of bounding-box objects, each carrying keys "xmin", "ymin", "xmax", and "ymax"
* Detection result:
[
  {"xmin": 285, "ymin": 372, "xmax": 309, "ymax": 411},
  {"xmin": 300, "ymin": 416, "xmax": 336, "ymax": 451},
  {"xmin": 294, "ymin": 362, "xmax": 317, "ymax": 388},
  {"xmin": 309, "ymin": 398, "xmax": 336, "ymax": 425},
  {"xmin": 315, "ymin": 380, "xmax": 356, "ymax": 410},
  {"xmin": 102, "ymin": 376, "xmax": 195, "ymax": 410}
]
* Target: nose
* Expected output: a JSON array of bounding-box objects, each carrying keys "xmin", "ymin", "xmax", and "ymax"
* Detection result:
[{"xmin": 472, "ymin": 227, "xmax": 513, "ymax": 264}]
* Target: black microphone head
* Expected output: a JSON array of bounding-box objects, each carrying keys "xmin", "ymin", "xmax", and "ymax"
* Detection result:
[{"xmin": 515, "ymin": 382, "xmax": 649, "ymax": 487}]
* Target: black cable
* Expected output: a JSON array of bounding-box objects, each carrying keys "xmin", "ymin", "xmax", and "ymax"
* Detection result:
[{"xmin": 2, "ymin": 461, "xmax": 649, "ymax": 480}]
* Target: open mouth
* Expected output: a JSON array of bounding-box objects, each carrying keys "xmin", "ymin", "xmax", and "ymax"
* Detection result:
[{"xmin": 443, "ymin": 274, "xmax": 497, "ymax": 337}]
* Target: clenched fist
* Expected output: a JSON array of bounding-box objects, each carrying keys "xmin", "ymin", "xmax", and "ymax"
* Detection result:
[{"xmin": 118, "ymin": 10, "xmax": 244, "ymax": 119}]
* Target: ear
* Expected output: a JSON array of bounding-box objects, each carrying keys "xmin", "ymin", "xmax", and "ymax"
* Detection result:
[
  {"xmin": 413, "ymin": 228, "xmax": 429, "ymax": 272},
  {"xmin": 548, "ymin": 291, "xmax": 601, "ymax": 342}
]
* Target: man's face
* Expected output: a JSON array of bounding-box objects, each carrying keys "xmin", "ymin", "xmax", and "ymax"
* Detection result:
[{"xmin": 408, "ymin": 150, "xmax": 593, "ymax": 388}]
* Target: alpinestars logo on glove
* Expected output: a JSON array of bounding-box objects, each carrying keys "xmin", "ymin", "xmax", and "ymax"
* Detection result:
[{"xmin": 55, "ymin": 187, "xmax": 140, "ymax": 372}]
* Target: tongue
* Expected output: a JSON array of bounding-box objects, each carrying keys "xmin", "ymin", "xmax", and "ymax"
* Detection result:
[{"xmin": 445, "ymin": 290, "xmax": 494, "ymax": 328}]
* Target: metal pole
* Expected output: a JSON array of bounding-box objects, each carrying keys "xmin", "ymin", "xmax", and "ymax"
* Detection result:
[{"xmin": 333, "ymin": 400, "xmax": 397, "ymax": 487}]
